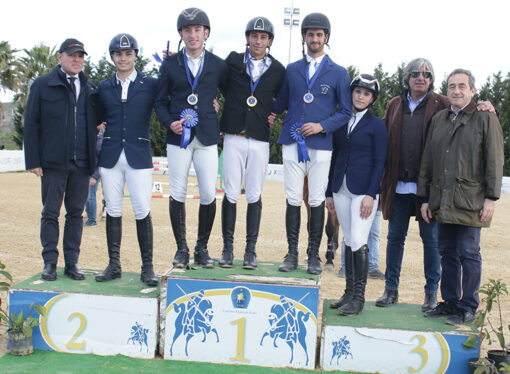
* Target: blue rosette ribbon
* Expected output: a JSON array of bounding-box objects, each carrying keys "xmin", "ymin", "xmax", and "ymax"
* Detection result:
[
  {"xmin": 290, "ymin": 123, "xmax": 310, "ymax": 163},
  {"xmin": 180, "ymin": 108, "xmax": 198, "ymax": 149}
]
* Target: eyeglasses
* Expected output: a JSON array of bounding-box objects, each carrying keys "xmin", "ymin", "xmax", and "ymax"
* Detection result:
[{"xmin": 411, "ymin": 71, "xmax": 432, "ymax": 79}]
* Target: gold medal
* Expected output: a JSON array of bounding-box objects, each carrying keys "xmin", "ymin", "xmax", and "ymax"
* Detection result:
[
  {"xmin": 303, "ymin": 92, "xmax": 314, "ymax": 104},
  {"xmin": 246, "ymin": 95, "xmax": 258, "ymax": 107}
]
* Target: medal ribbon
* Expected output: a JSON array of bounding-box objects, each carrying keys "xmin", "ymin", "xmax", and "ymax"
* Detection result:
[
  {"xmin": 247, "ymin": 52, "xmax": 268, "ymax": 95},
  {"xmin": 180, "ymin": 109, "xmax": 198, "ymax": 149},
  {"xmin": 290, "ymin": 123, "xmax": 310, "ymax": 163},
  {"xmin": 305, "ymin": 55, "xmax": 327, "ymax": 94},
  {"xmin": 183, "ymin": 49, "xmax": 204, "ymax": 95}
]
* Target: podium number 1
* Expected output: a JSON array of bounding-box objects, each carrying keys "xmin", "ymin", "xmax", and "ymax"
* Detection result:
[{"xmin": 230, "ymin": 317, "xmax": 250, "ymax": 362}]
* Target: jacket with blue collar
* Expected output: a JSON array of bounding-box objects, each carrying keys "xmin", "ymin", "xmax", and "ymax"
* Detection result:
[
  {"xmin": 97, "ymin": 70, "xmax": 157, "ymax": 169},
  {"xmin": 272, "ymin": 55, "xmax": 352, "ymax": 150},
  {"xmin": 326, "ymin": 111, "xmax": 388, "ymax": 198},
  {"xmin": 155, "ymin": 49, "xmax": 228, "ymax": 147}
]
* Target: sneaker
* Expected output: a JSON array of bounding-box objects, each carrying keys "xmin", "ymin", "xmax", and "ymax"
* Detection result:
[
  {"xmin": 368, "ymin": 269, "xmax": 385, "ymax": 279},
  {"xmin": 84, "ymin": 220, "xmax": 97, "ymax": 227},
  {"xmin": 337, "ymin": 267, "xmax": 345, "ymax": 277},
  {"xmin": 445, "ymin": 309, "xmax": 475, "ymax": 326},
  {"xmin": 424, "ymin": 301, "xmax": 455, "ymax": 318}
]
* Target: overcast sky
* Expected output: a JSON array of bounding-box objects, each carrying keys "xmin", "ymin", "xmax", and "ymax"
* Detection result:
[{"xmin": 1, "ymin": 0, "xmax": 509, "ymax": 101}]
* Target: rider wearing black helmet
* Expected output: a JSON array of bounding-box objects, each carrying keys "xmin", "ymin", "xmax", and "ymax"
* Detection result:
[
  {"xmin": 155, "ymin": 8, "xmax": 228, "ymax": 269},
  {"xmin": 271, "ymin": 12, "xmax": 352, "ymax": 276},
  {"xmin": 326, "ymin": 73, "xmax": 388, "ymax": 315},
  {"xmin": 95, "ymin": 33, "xmax": 159, "ymax": 286},
  {"xmin": 218, "ymin": 17, "xmax": 285, "ymax": 270}
]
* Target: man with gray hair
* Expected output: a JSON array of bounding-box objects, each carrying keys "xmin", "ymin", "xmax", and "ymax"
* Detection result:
[
  {"xmin": 418, "ymin": 69, "xmax": 503, "ymax": 325},
  {"xmin": 376, "ymin": 58, "xmax": 494, "ymax": 312}
]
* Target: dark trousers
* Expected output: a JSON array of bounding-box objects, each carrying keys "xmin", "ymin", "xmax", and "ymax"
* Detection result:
[
  {"xmin": 438, "ymin": 223, "xmax": 482, "ymax": 314},
  {"xmin": 385, "ymin": 194, "xmax": 441, "ymax": 293},
  {"xmin": 40, "ymin": 164, "xmax": 89, "ymax": 265}
]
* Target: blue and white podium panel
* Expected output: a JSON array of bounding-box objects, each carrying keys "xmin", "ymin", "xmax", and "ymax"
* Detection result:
[
  {"xmin": 162, "ymin": 277, "xmax": 319, "ymax": 369},
  {"xmin": 320, "ymin": 324, "xmax": 477, "ymax": 373},
  {"xmin": 9, "ymin": 287, "xmax": 158, "ymax": 358}
]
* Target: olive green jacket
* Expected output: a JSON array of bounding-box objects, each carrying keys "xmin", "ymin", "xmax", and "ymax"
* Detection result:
[{"xmin": 417, "ymin": 100, "xmax": 504, "ymax": 227}]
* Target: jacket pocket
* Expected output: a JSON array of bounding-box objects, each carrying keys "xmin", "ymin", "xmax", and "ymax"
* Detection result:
[
  {"xmin": 428, "ymin": 183, "xmax": 441, "ymax": 211},
  {"xmin": 453, "ymin": 179, "xmax": 484, "ymax": 211}
]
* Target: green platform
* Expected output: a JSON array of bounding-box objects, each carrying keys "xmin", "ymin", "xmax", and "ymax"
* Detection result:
[
  {"xmin": 11, "ymin": 269, "xmax": 160, "ymax": 298},
  {"xmin": 322, "ymin": 299, "xmax": 475, "ymax": 333},
  {"xmin": 163, "ymin": 260, "xmax": 320, "ymax": 286}
]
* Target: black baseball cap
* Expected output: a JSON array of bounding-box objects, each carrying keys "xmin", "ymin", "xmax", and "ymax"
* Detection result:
[{"xmin": 59, "ymin": 38, "xmax": 87, "ymax": 55}]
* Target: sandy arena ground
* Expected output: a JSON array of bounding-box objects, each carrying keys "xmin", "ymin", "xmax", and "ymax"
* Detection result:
[{"xmin": 1, "ymin": 171, "xmax": 509, "ymax": 360}]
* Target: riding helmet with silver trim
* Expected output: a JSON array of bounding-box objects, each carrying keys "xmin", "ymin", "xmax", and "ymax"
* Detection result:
[
  {"xmin": 109, "ymin": 33, "xmax": 139, "ymax": 57},
  {"xmin": 350, "ymin": 73, "xmax": 380, "ymax": 102},
  {"xmin": 245, "ymin": 17, "xmax": 274, "ymax": 39},
  {"xmin": 177, "ymin": 8, "xmax": 210, "ymax": 31}
]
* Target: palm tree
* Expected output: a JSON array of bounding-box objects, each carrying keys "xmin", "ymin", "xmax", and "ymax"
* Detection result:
[
  {"xmin": 0, "ymin": 41, "xmax": 19, "ymax": 115},
  {"xmin": 11, "ymin": 44, "xmax": 58, "ymax": 149}
]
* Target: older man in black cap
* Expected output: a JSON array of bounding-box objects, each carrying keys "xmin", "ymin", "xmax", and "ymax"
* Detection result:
[{"xmin": 24, "ymin": 38, "xmax": 100, "ymax": 281}]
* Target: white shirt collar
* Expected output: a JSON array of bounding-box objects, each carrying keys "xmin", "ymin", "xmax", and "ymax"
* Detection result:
[
  {"xmin": 306, "ymin": 53, "xmax": 326, "ymax": 65},
  {"xmin": 116, "ymin": 69, "xmax": 137, "ymax": 84}
]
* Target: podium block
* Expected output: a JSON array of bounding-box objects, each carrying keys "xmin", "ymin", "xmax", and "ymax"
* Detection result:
[
  {"xmin": 320, "ymin": 300, "xmax": 478, "ymax": 373},
  {"xmin": 8, "ymin": 269, "xmax": 159, "ymax": 358},
  {"xmin": 160, "ymin": 261, "xmax": 319, "ymax": 369}
]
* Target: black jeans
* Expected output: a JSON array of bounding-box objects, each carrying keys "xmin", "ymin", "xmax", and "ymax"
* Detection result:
[{"xmin": 40, "ymin": 164, "xmax": 89, "ymax": 265}]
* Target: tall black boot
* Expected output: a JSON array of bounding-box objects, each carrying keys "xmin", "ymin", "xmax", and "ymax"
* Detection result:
[
  {"xmin": 279, "ymin": 201, "xmax": 300, "ymax": 272},
  {"xmin": 194, "ymin": 201, "xmax": 216, "ymax": 268},
  {"xmin": 96, "ymin": 214, "xmax": 122, "ymax": 282},
  {"xmin": 169, "ymin": 197, "xmax": 189, "ymax": 268},
  {"xmin": 339, "ymin": 245, "xmax": 369, "ymax": 316},
  {"xmin": 219, "ymin": 197, "xmax": 236, "ymax": 268},
  {"xmin": 325, "ymin": 211, "xmax": 339, "ymax": 268},
  {"xmin": 136, "ymin": 213, "xmax": 158, "ymax": 286},
  {"xmin": 243, "ymin": 198, "xmax": 262, "ymax": 269},
  {"xmin": 330, "ymin": 245, "xmax": 353, "ymax": 309},
  {"xmin": 307, "ymin": 202, "xmax": 324, "ymax": 275}
]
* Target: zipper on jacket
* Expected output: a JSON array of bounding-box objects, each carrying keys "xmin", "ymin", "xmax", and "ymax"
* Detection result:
[{"xmin": 73, "ymin": 104, "xmax": 77, "ymax": 160}]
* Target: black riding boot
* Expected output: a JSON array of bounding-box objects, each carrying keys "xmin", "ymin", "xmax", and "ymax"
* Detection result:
[
  {"xmin": 137, "ymin": 213, "xmax": 158, "ymax": 286},
  {"xmin": 307, "ymin": 202, "xmax": 324, "ymax": 275},
  {"xmin": 194, "ymin": 201, "xmax": 216, "ymax": 268},
  {"xmin": 243, "ymin": 198, "xmax": 262, "ymax": 269},
  {"xmin": 279, "ymin": 201, "xmax": 300, "ymax": 272},
  {"xmin": 339, "ymin": 245, "xmax": 369, "ymax": 316},
  {"xmin": 96, "ymin": 214, "xmax": 122, "ymax": 282},
  {"xmin": 219, "ymin": 197, "xmax": 236, "ymax": 268},
  {"xmin": 330, "ymin": 245, "xmax": 353, "ymax": 309},
  {"xmin": 325, "ymin": 211, "xmax": 339, "ymax": 268},
  {"xmin": 170, "ymin": 197, "xmax": 189, "ymax": 268}
]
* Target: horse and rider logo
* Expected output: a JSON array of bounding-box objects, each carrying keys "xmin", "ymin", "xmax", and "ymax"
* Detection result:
[
  {"xmin": 330, "ymin": 336, "xmax": 354, "ymax": 364},
  {"xmin": 127, "ymin": 322, "xmax": 149, "ymax": 352},
  {"xmin": 260, "ymin": 294, "xmax": 311, "ymax": 366},
  {"xmin": 169, "ymin": 286, "xmax": 219, "ymax": 356}
]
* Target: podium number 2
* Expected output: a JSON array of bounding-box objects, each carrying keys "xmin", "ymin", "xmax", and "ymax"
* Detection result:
[
  {"xmin": 408, "ymin": 334, "xmax": 428, "ymax": 372},
  {"xmin": 230, "ymin": 317, "xmax": 250, "ymax": 362},
  {"xmin": 65, "ymin": 312, "xmax": 86, "ymax": 350}
]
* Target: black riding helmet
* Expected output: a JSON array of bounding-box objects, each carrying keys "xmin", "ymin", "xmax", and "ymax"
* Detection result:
[
  {"xmin": 350, "ymin": 74, "xmax": 380, "ymax": 103},
  {"xmin": 245, "ymin": 17, "xmax": 274, "ymax": 39},
  {"xmin": 301, "ymin": 13, "xmax": 330, "ymax": 36},
  {"xmin": 109, "ymin": 34, "xmax": 139, "ymax": 58},
  {"xmin": 177, "ymin": 8, "xmax": 210, "ymax": 32}
]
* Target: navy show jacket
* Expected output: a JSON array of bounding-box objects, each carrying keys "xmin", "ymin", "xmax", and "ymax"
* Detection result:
[
  {"xmin": 98, "ymin": 71, "xmax": 157, "ymax": 169},
  {"xmin": 326, "ymin": 112, "xmax": 388, "ymax": 198},
  {"xmin": 272, "ymin": 55, "xmax": 352, "ymax": 150},
  {"xmin": 155, "ymin": 50, "xmax": 228, "ymax": 146}
]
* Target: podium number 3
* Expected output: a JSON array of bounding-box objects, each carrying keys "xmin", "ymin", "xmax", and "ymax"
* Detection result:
[
  {"xmin": 408, "ymin": 334, "xmax": 428, "ymax": 372},
  {"xmin": 65, "ymin": 312, "xmax": 86, "ymax": 350}
]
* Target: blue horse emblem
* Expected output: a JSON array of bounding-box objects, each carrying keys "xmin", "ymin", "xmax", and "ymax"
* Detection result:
[
  {"xmin": 330, "ymin": 336, "xmax": 353, "ymax": 364},
  {"xmin": 260, "ymin": 295, "xmax": 311, "ymax": 365},
  {"xmin": 127, "ymin": 322, "xmax": 149, "ymax": 352},
  {"xmin": 169, "ymin": 289, "xmax": 219, "ymax": 356}
]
